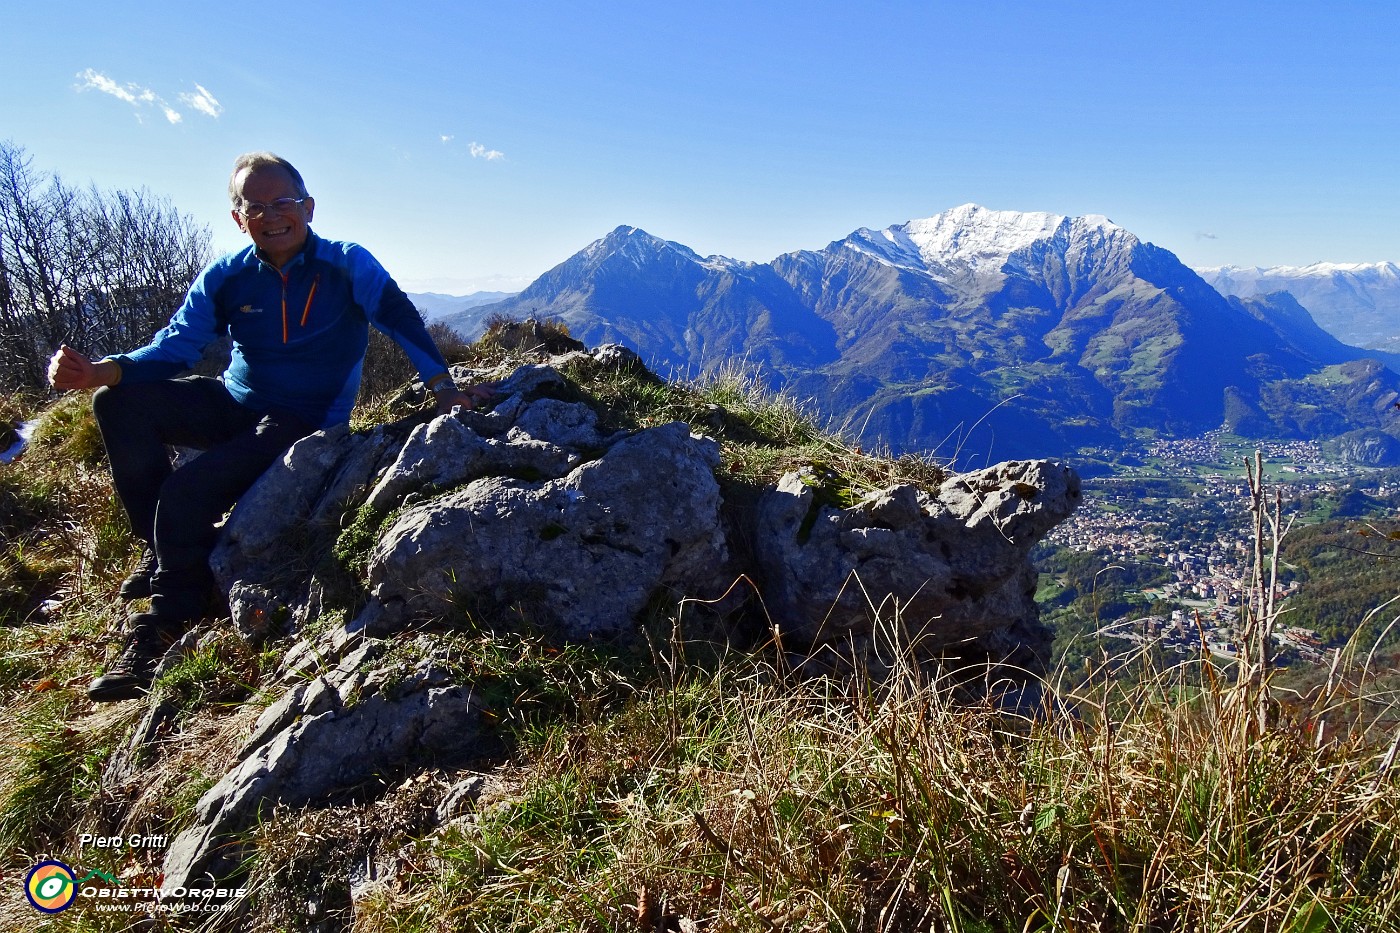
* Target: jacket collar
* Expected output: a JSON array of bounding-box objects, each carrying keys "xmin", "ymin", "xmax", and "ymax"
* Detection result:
[{"xmin": 255, "ymin": 229, "xmax": 319, "ymax": 273}]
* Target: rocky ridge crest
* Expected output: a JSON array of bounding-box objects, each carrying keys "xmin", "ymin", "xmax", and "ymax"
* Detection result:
[{"xmin": 105, "ymin": 342, "xmax": 1080, "ymax": 901}]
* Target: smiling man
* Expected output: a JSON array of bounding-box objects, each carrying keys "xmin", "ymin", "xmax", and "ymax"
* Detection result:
[{"xmin": 48, "ymin": 151, "xmax": 491, "ymax": 702}]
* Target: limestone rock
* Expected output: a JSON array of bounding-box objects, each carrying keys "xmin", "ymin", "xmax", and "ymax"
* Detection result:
[
  {"xmin": 588, "ymin": 343, "xmax": 646, "ymax": 371},
  {"xmin": 364, "ymin": 420, "xmax": 729, "ymax": 641},
  {"xmin": 436, "ymin": 773, "xmax": 490, "ymax": 823},
  {"xmin": 754, "ymin": 459, "xmax": 1080, "ymax": 668},
  {"xmin": 363, "ymin": 415, "xmax": 577, "ymax": 514},
  {"xmin": 161, "ymin": 633, "xmax": 484, "ymax": 890},
  {"xmin": 506, "ymin": 397, "xmax": 611, "ymax": 449},
  {"xmin": 211, "ymin": 422, "xmax": 408, "ymax": 637}
]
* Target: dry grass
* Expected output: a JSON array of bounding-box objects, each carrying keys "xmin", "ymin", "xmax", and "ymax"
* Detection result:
[
  {"xmin": 335, "ymin": 630, "xmax": 1400, "ymax": 932},
  {"xmin": 0, "ymin": 391, "xmax": 131, "ymax": 628}
]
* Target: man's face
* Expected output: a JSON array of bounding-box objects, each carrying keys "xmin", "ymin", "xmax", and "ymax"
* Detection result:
[{"xmin": 231, "ymin": 165, "xmax": 314, "ymax": 267}]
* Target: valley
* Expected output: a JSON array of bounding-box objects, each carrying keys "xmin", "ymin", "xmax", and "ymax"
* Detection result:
[{"xmin": 1039, "ymin": 432, "xmax": 1400, "ymax": 674}]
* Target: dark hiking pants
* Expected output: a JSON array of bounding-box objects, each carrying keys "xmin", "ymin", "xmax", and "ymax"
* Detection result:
[{"xmin": 93, "ymin": 376, "xmax": 315, "ymax": 622}]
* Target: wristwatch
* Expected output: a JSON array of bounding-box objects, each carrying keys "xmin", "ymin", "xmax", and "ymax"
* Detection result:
[{"xmin": 426, "ymin": 373, "xmax": 458, "ymax": 396}]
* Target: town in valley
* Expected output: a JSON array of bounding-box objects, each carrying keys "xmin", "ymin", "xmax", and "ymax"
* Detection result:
[{"xmin": 1038, "ymin": 430, "xmax": 1400, "ymax": 669}]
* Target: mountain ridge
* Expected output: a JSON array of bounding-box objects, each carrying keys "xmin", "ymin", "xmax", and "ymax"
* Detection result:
[
  {"xmin": 1199, "ymin": 262, "xmax": 1400, "ymax": 355},
  {"xmin": 408, "ymin": 290, "xmax": 519, "ymax": 321},
  {"xmin": 441, "ymin": 206, "xmax": 1400, "ymax": 467}
]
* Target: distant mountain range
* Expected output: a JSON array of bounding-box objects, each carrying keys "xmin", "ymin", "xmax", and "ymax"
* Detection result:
[
  {"xmin": 408, "ymin": 290, "xmax": 518, "ymax": 321},
  {"xmin": 438, "ymin": 205, "xmax": 1400, "ymax": 468},
  {"xmin": 1198, "ymin": 263, "xmax": 1400, "ymax": 355}
]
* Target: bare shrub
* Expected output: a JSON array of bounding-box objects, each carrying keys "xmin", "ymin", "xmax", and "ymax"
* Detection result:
[{"xmin": 0, "ymin": 141, "xmax": 211, "ymax": 395}]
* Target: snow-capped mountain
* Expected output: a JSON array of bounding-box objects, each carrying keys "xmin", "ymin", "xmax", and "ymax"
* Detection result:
[
  {"xmin": 1199, "ymin": 262, "xmax": 1400, "ymax": 352},
  {"xmin": 842, "ymin": 204, "xmax": 1131, "ymax": 279},
  {"xmin": 445, "ymin": 207, "xmax": 1400, "ymax": 467}
]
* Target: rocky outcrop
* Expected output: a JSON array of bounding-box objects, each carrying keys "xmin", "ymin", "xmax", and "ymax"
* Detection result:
[
  {"xmin": 161, "ymin": 634, "xmax": 487, "ymax": 890},
  {"xmin": 756, "ymin": 460, "xmax": 1080, "ymax": 670},
  {"xmin": 211, "ymin": 353, "xmax": 731, "ymax": 645},
  {"xmin": 365, "ymin": 420, "xmax": 727, "ymax": 641},
  {"xmin": 140, "ymin": 344, "xmax": 1078, "ymax": 892}
]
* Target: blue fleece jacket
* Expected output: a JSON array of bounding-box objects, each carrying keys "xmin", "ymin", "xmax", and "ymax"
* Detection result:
[{"xmin": 105, "ymin": 231, "xmax": 449, "ymax": 429}]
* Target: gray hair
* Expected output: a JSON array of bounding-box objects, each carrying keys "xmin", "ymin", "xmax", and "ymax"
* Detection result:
[{"xmin": 228, "ymin": 152, "xmax": 309, "ymax": 205}]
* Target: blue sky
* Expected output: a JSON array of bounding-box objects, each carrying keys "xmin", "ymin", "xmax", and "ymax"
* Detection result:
[{"xmin": 4, "ymin": 1, "xmax": 1398, "ymax": 293}]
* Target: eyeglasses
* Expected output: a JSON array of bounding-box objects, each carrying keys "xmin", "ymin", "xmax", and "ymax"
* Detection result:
[{"xmin": 238, "ymin": 197, "xmax": 309, "ymax": 219}]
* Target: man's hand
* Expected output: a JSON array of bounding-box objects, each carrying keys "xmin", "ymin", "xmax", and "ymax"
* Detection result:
[
  {"xmin": 434, "ymin": 382, "xmax": 498, "ymax": 416},
  {"xmin": 48, "ymin": 345, "xmax": 120, "ymax": 391}
]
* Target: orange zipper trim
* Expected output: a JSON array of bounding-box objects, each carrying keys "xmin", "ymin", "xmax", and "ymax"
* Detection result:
[{"xmin": 301, "ymin": 274, "xmax": 320, "ymax": 327}]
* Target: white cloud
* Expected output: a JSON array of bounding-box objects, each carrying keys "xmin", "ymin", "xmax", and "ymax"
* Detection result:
[
  {"xmin": 468, "ymin": 141, "xmax": 505, "ymax": 161},
  {"xmin": 76, "ymin": 69, "xmax": 223, "ymax": 124},
  {"xmin": 76, "ymin": 68, "xmax": 143, "ymax": 105},
  {"xmin": 440, "ymin": 134, "xmax": 455, "ymax": 143},
  {"xmin": 179, "ymin": 84, "xmax": 223, "ymax": 118}
]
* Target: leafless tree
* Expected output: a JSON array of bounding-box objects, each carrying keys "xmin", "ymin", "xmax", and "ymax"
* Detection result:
[{"xmin": 0, "ymin": 141, "xmax": 211, "ymax": 395}]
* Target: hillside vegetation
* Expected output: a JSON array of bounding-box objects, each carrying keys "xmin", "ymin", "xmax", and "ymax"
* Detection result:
[
  {"xmin": 1, "ymin": 329, "xmax": 1399, "ymax": 932},
  {"xmin": 1279, "ymin": 519, "xmax": 1400, "ymax": 647}
]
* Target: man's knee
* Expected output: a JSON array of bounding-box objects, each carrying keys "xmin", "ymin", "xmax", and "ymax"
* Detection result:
[{"xmin": 91, "ymin": 383, "xmax": 119, "ymax": 425}]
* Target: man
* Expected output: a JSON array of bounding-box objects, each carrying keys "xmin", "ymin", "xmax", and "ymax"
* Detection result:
[{"xmin": 48, "ymin": 151, "xmax": 490, "ymax": 703}]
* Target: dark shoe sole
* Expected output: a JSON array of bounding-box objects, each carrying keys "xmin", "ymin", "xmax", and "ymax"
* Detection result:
[{"xmin": 87, "ymin": 672, "xmax": 149, "ymax": 703}]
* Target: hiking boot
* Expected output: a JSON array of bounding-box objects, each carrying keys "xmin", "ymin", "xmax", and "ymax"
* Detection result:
[
  {"xmin": 118, "ymin": 545, "xmax": 158, "ymax": 600},
  {"xmin": 86, "ymin": 615, "xmax": 184, "ymax": 703}
]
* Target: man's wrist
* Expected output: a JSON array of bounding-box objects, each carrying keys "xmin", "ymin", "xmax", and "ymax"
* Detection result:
[
  {"xmin": 95, "ymin": 359, "xmax": 122, "ymax": 387},
  {"xmin": 426, "ymin": 372, "xmax": 458, "ymax": 395}
]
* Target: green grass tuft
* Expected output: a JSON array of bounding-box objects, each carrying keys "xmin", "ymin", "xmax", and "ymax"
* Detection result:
[
  {"xmin": 0, "ymin": 694, "xmax": 127, "ymax": 857},
  {"xmin": 27, "ymin": 391, "xmax": 107, "ymax": 468}
]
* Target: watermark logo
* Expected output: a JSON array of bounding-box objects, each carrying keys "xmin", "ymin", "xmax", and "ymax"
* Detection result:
[
  {"xmin": 24, "ymin": 860, "xmax": 78, "ymax": 913},
  {"xmin": 21, "ymin": 839, "xmax": 242, "ymax": 916}
]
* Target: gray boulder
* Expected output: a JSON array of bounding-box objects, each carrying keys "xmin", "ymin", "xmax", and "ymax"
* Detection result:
[
  {"xmin": 210, "ymin": 348, "xmax": 715, "ymax": 643},
  {"xmin": 754, "ymin": 458, "xmax": 1080, "ymax": 668},
  {"xmin": 212, "ymin": 422, "xmax": 408, "ymax": 639},
  {"xmin": 363, "ymin": 413, "xmax": 578, "ymax": 514},
  {"xmin": 364, "ymin": 420, "xmax": 729, "ymax": 641},
  {"xmin": 161, "ymin": 633, "xmax": 484, "ymax": 891}
]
